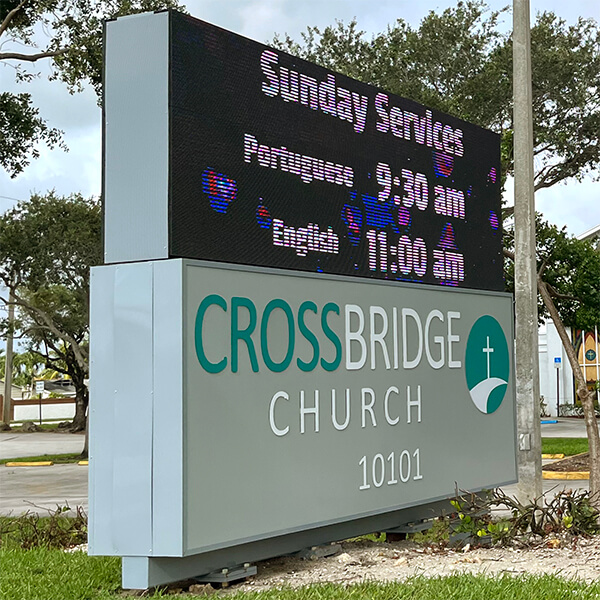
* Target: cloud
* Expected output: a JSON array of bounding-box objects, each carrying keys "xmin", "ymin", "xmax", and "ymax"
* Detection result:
[{"xmin": 2, "ymin": 0, "xmax": 599, "ymax": 238}]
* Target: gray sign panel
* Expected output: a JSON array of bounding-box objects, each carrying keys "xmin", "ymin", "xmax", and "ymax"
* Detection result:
[
  {"xmin": 181, "ymin": 262, "xmax": 516, "ymax": 553},
  {"xmin": 89, "ymin": 259, "xmax": 516, "ymax": 582}
]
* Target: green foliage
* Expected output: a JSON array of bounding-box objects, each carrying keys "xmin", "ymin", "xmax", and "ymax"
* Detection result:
[
  {"xmin": 0, "ymin": 505, "xmax": 87, "ymax": 550},
  {"xmin": 0, "ymin": 548, "xmax": 121, "ymax": 600},
  {"xmin": 222, "ymin": 578, "xmax": 600, "ymax": 600},
  {"xmin": 535, "ymin": 221, "xmax": 600, "ymax": 331},
  {"xmin": 0, "ymin": 192, "xmax": 101, "ymax": 290},
  {"xmin": 0, "ymin": 92, "xmax": 65, "ymax": 177},
  {"xmin": 449, "ymin": 488, "xmax": 600, "ymax": 545},
  {"xmin": 0, "ymin": 453, "xmax": 82, "ymax": 465},
  {"xmin": 0, "ymin": 192, "xmax": 102, "ymax": 428},
  {"xmin": 273, "ymin": 1, "xmax": 600, "ymax": 192},
  {"xmin": 273, "ymin": 2, "xmax": 506, "ymax": 121},
  {"xmin": 448, "ymin": 498, "xmax": 512, "ymax": 545},
  {"xmin": 0, "ymin": 0, "xmax": 184, "ymax": 176},
  {"xmin": 503, "ymin": 217, "xmax": 600, "ymax": 329},
  {"xmin": 541, "ymin": 437, "xmax": 589, "ymax": 456},
  {"xmin": 0, "ymin": 350, "xmax": 46, "ymax": 392},
  {"xmin": 409, "ymin": 517, "xmax": 451, "ymax": 545},
  {"xmin": 3, "ymin": 560, "xmax": 600, "ymax": 600}
]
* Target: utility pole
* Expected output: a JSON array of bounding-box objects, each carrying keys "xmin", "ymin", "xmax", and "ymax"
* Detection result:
[
  {"xmin": 2, "ymin": 286, "xmax": 15, "ymax": 428},
  {"xmin": 513, "ymin": 0, "xmax": 542, "ymax": 500}
]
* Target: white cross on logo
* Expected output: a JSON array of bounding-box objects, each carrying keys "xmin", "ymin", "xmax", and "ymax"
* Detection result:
[{"xmin": 482, "ymin": 336, "xmax": 494, "ymax": 379}]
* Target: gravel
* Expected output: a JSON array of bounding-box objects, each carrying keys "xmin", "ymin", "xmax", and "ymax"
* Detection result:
[{"xmin": 228, "ymin": 537, "xmax": 600, "ymax": 591}]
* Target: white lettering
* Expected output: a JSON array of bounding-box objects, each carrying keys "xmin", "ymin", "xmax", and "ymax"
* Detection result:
[
  {"xmin": 369, "ymin": 306, "xmax": 391, "ymax": 370},
  {"xmin": 300, "ymin": 389, "xmax": 319, "ymax": 434},
  {"xmin": 260, "ymin": 50, "xmax": 369, "ymax": 133},
  {"xmin": 402, "ymin": 308, "xmax": 423, "ymax": 369},
  {"xmin": 331, "ymin": 389, "xmax": 351, "ymax": 431},
  {"xmin": 361, "ymin": 387, "xmax": 377, "ymax": 428},
  {"xmin": 345, "ymin": 304, "xmax": 367, "ymax": 370},
  {"xmin": 406, "ymin": 385, "xmax": 422, "ymax": 423},
  {"xmin": 447, "ymin": 311, "xmax": 462, "ymax": 368},
  {"xmin": 269, "ymin": 391, "xmax": 289, "ymax": 436},
  {"xmin": 384, "ymin": 386, "xmax": 400, "ymax": 425},
  {"xmin": 425, "ymin": 310, "xmax": 445, "ymax": 369}
]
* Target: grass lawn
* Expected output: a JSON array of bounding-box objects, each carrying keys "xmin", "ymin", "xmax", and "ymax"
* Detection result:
[
  {"xmin": 3, "ymin": 511, "xmax": 600, "ymax": 599},
  {"xmin": 2, "ymin": 552, "xmax": 600, "ymax": 600},
  {"xmin": 0, "ymin": 453, "xmax": 82, "ymax": 465},
  {"xmin": 0, "ymin": 548, "xmax": 120, "ymax": 600},
  {"xmin": 541, "ymin": 437, "xmax": 588, "ymax": 456}
]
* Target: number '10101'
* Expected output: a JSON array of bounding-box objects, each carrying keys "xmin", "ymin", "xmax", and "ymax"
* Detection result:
[{"xmin": 359, "ymin": 449, "xmax": 423, "ymax": 490}]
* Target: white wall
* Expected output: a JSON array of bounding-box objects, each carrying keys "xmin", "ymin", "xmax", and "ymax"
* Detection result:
[
  {"xmin": 14, "ymin": 403, "xmax": 75, "ymax": 423},
  {"xmin": 538, "ymin": 319, "xmax": 575, "ymax": 416}
]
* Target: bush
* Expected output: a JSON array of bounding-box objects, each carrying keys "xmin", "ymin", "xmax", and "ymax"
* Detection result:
[{"xmin": 0, "ymin": 505, "xmax": 87, "ymax": 550}]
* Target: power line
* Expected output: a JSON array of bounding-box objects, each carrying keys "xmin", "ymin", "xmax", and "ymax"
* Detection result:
[{"xmin": 0, "ymin": 195, "xmax": 25, "ymax": 202}]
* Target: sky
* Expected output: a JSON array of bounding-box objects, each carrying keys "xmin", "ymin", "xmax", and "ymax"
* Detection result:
[{"xmin": 0, "ymin": 0, "xmax": 599, "ymax": 239}]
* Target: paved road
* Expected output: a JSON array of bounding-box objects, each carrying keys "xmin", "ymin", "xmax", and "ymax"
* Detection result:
[
  {"xmin": 540, "ymin": 418, "xmax": 593, "ymax": 438},
  {"xmin": 0, "ymin": 419, "xmax": 593, "ymax": 516},
  {"xmin": 0, "ymin": 431, "xmax": 87, "ymax": 515},
  {"xmin": 0, "ymin": 431, "xmax": 85, "ymax": 459},
  {"xmin": 1, "ymin": 463, "xmax": 88, "ymax": 515}
]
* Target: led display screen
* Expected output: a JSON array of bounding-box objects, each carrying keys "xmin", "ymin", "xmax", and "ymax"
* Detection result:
[{"xmin": 168, "ymin": 12, "xmax": 503, "ymax": 291}]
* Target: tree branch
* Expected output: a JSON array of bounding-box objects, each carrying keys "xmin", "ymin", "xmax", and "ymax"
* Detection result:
[
  {"xmin": 0, "ymin": 0, "xmax": 28, "ymax": 39},
  {"xmin": 546, "ymin": 282, "xmax": 579, "ymax": 302},
  {"xmin": 536, "ymin": 274, "xmax": 600, "ymax": 496},
  {"xmin": 503, "ymin": 248, "xmax": 515, "ymax": 261},
  {"xmin": 537, "ymin": 255, "xmax": 549, "ymax": 279},
  {"xmin": 0, "ymin": 48, "xmax": 67, "ymax": 62},
  {"xmin": 8, "ymin": 288, "xmax": 89, "ymax": 372}
]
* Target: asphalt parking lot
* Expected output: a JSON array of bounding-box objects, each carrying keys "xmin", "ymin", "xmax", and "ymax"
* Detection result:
[{"xmin": 1, "ymin": 431, "xmax": 86, "ymax": 515}]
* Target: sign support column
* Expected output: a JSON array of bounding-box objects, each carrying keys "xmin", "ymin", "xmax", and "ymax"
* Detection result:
[{"xmin": 513, "ymin": 0, "xmax": 542, "ymax": 499}]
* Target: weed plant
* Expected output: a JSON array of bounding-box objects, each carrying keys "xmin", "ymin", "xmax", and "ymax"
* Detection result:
[{"xmin": 0, "ymin": 505, "xmax": 87, "ymax": 550}]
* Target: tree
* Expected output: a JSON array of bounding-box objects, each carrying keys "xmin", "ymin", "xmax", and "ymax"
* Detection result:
[
  {"xmin": 273, "ymin": 1, "xmax": 600, "ymax": 190},
  {"xmin": 0, "ymin": 349, "xmax": 45, "ymax": 396},
  {"xmin": 505, "ymin": 222, "xmax": 600, "ymax": 497},
  {"xmin": 0, "ymin": 0, "xmax": 182, "ymax": 177},
  {"xmin": 274, "ymin": 2, "xmax": 600, "ymax": 497},
  {"xmin": 0, "ymin": 192, "xmax": 102, "ymax": 435}
]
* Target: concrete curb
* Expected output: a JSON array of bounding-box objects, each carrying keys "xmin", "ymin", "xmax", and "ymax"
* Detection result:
[
  {"xmin": 542, "ymin": 470, "xmax": 589, "ymax": 480},
  {"xmin": 4, "ymin": 461, "xmax": 54, "ymax": 467},
  {"xmin": 3, "ymin": 460, "xmax": 88, "ymax": 467},
  {"xmin": 541, "ymin": 451, "xmax": 589, "ymax": 480}
]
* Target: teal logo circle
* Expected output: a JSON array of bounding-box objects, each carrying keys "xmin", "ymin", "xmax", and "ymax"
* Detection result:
[
  {"xmin": 465, "ymin": 315, "xmax": 509, "ymax": 414},
  {"xmin": 586, "ymin": 349, "xmax": 597, "ymax": 362}
]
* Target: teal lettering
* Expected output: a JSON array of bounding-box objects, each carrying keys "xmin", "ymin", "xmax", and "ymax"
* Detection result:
[
  {"xmin": 195, "ymin": 294, "xmax": 227, "ymax": 373},
  {"xmin": 297, "ymin": 301, "xmax": 319, "ymax": 372},
  {"xmin": 261, "ymin": 299, "xmax": 295, "ymax": 372},
  {"xmin": 321, "ymin": 302, "xmax": 342, "ymax": 371},
  {"xmin": 231, "ymin": 297, "xmax": 259, "ymax": 373}
]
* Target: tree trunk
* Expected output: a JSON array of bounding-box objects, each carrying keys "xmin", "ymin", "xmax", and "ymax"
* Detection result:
[
  {"xmin": 69, "ymin": 366, "xmax": 88, "ymax": 433},
  {"xmin": 538, "ymin": 277, "xmax": 600, "ymax": 503},
  {"xmin": 81, "ymin": 405, "xmax": 89, "ymax": 459},
  {"xmin": 71, "ymin": 395, "xmax": 87, "ymax": 431}
]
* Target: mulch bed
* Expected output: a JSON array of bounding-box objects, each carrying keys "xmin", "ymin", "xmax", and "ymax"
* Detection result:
[{"xmin": 543, "ymin": 452, "xmax": 590, "ymax": 472}]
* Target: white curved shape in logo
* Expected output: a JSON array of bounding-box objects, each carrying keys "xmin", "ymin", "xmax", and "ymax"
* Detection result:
[{"xmin": 469, "ymin": 377, "xmax": 508, "ymax": 413}]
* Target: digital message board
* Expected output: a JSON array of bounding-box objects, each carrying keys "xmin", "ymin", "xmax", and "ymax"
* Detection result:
[{"xmin": 104, "ymin": 10, "xmax": 503, "ymax": 291}]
